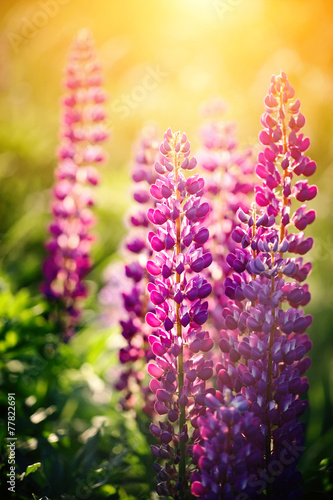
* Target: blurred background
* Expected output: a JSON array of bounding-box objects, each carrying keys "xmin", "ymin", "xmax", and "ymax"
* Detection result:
[{"xmin": 0, "ymin": 0, "xmax": 332, "ymax": 498}]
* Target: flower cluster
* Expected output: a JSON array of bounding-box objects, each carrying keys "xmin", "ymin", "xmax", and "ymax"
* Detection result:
[
  {"xmin": 111, "ymin": 126, "xmax": 160, "ymax": 415},
  {"xmin": 193, "ymin": 72, "xmax": 316, "ymax": 498},
  {"xmin": 36, "ymin": 26, "xmax": 318, "ymax": 500},
  {"xmin": 196, "ymin": 100, "xmax": 255, "ymax": 334},
  {"xmin": 146, "ymin": 129, "xmax": 215, "ymax": 498},
  {"xmin": 191, "ymin": 393, "xmax": 262, "ymax": 499},
  {"xmin": 42, "ymin": 29, "xmax": 108, "ymax": 340}
]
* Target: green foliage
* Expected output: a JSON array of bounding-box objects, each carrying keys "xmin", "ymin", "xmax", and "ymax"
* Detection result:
[
  {"xmin": 22, "ymin": 462, "xmax": 41, "ymax": 478},
  {"xmin": 0, "ymin": 278, "xmax": 156, "ymax": 499}
]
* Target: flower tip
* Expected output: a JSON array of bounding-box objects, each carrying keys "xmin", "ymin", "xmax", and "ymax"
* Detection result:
[
  {"xmin": 205, "ymin": 393, "xmax": 221, "ymax": 411},
  {"xmin": 165, "ymin": 127, "xmax": 173, "ymax": 139},
  {"xmin": 74, "ymin": 28, "xmax": 94, "ymax": 49},
  {"xmin": 281, "ymin": 70, "xmax": 287, "ymax": 81}
]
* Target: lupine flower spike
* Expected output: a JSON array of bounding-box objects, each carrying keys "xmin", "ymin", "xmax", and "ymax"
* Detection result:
[
  {"xmin": 193, "ymin": 72, "xmax": 316, "ymax": 499},
  {"xmin": 110, "ymin": 126, "xmax": 160, "ymax": 416},
  {"xmin": 146, "ymin": 129, "xmax": 214, "ymax": 498},
  {"xmin": 191, "ymin": 392, "xmax": 263, "ymax": 499},
  {"xmin": 42, "ymin": 29, "xmax": 108, "ymax": 340},
  {"xmin": 196, "ymin": 98, "xmax": 255, "ymax": 335}
]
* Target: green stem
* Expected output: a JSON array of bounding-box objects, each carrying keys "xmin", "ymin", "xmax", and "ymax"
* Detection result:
[
  {"xmin": 265, "ymin": 273, "xmax": 276, "ymax": 499},
  {"xmin": 178, "ymin": 344, "xmax": 186, "ymax": 489},
  {"xmin": 173, "ymin": 137, "xmax": 186, "ymax": 495},
  {"xmin": 278, "ymin": 88, "xmax": 289, "ymax": 243}
]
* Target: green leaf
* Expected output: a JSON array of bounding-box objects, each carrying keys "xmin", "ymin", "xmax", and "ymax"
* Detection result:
[{"xmin": 25, "ymin": 462, "xmax": 41, "ymax": 477}]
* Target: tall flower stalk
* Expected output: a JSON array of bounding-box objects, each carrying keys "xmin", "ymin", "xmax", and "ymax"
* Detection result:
[
  {"xmin": 204, "ymin": 72, "xmax": 316, "ymax": 498},
  {"xmin": 108, "ymin": 126, "xmax": 160, "ymax": 416},
  {"xmin": 42, "ymin": 29, "xmax": 108, "ymax": 340},
  {"xmin": 196, "ymin": 99, "xmax": 255, "ymax": 335},
  {"xmin": 146, "ymin": 129, "xmax": 214, "ymax": 498}
]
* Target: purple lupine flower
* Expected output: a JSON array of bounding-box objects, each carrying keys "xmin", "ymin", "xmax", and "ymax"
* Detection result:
[
  {"xmin": 196, "ymin": 99, "xmax": 255, "ymax": 335},
  {"xmin": 100, "ymin": 126, "xmax": 160, "ymax": 416},
  {"xmin": 42, "ymin": 29, "xmax": 108, "ymax": 340},
  {"xmin": 212, "ymin": 72, "xmax": 316, "ymax": 498},
  {"xmin": 98, "ymin": 261, "xmax": 125, "ymax": 327},
  {"xmin": 191, "ymin": 393, "xmax": 263, "ymax": 499},
  {"xmin": 146, "ymin": 128, "xmax": 214, "ymax": 498}
]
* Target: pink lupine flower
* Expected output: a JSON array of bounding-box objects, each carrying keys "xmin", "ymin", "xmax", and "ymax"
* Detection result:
[
  {"xmin": 42, "ymin": 29, "xmax": 108, "ymax": 340},
  {"xmin": 104, "ymin": 126, "xmax": 160, "ymax": 416},
  {"xmin": 146, "ymin": 128, "xmax": 214, "ymax": 498},
  {"xmin": 196, "ymin": 99, "xmax": 255, "ymax": 335}
]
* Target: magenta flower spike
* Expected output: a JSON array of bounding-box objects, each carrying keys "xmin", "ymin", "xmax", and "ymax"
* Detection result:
[
  {"xmin": 211, "ymin": 72, "xmax": 316, "ymax": 498},
  {"xmin": 109, "ymin": 126, "xmax": 160, "ymax": 416},
  {"xmin": 196, "ymin": 99, "xmax": 255, "ymax": 335},
  {"xmin": 146, "ymin": 128, "xmax": 214, "ymax": 498},
  {"xmin": 42, "ymin": 29, "xmax": 108, "ymax": 340}
]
